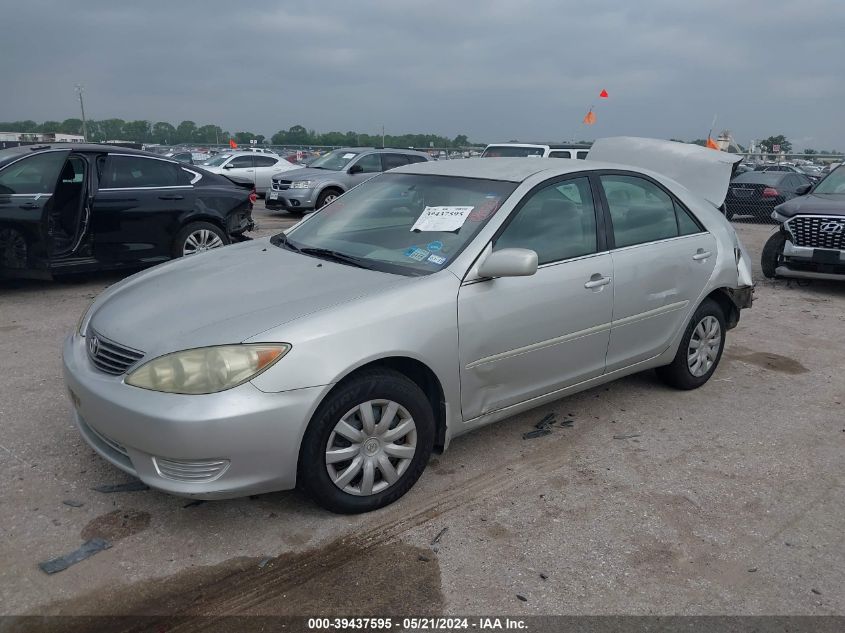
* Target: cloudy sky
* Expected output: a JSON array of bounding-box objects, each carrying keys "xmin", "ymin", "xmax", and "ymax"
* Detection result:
[{"xmin": 2, "ymin": 0, "xmax": 844, "ymax": 149}]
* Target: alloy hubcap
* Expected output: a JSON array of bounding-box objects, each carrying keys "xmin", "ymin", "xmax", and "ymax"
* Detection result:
[
  {"xmin": 687, "ymin": 315, "xmax": 722, "ymax": 377},
  {"xmin": 183, "ymin": 229, "xmax": 224, "ymax": 256},
  {"xmin": 325, "ymin": 399, "xmax": 417, "ymax": 496},
  {"xmin": 322, "ymin": 194, "xmax": 337, "ymax": 206}
]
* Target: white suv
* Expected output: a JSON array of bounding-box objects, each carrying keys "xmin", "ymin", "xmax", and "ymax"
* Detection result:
[{"xmin": 481, "ymin": 143, "xmax": 590, "ymax": 159}]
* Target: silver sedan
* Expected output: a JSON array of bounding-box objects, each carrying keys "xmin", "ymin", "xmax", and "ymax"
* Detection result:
[{"xmin": 63, "ymin": 138, "xmax": 753, "ymax": 513}]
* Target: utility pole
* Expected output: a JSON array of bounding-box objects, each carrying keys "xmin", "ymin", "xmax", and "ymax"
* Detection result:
[
  {"xmin": 382, "ymin": 125, "xmax": 385, "ymax": 148},
  {"xmin": 75, "ymin": 84, "xmax": 88, "ymax": 141}
]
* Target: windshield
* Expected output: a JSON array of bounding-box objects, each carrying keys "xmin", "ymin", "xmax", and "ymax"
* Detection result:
[
  {"xmin": 307, "ymin": 150, "xmax": 359, "ymax": 170},
  {"xmin": 277, "ymin": 173, "xmax": 517, "ymax": 276},
  {"xmin": 201, "ymin": 154, "xmax": 232, "ymax": 167},
  {"xmin": 482, "ymin": 146, "xmax": 545, "ymax": 158},
  {"xmin": 814, "ymin": 166, "xmax": 845, "ymax": 194}
]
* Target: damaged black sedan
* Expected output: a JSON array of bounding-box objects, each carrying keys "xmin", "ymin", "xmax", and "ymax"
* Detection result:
[{"xmin": 0, "ymin": 144, "xmax": 254, "ymax": 279}]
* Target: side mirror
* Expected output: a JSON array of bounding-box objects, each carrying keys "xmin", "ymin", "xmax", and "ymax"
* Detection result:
[
  {"xmin": 796, "ymin": 184, "xmax": 812, "ymax": 196},
  {"xmin": 348, "ymin": 164, "xmax": 363, "ymax": 174},
  {"xmin": 223, "ymin": 163, "xmax": 234, "ymax": 169},
  {"xmin": 477, "ymin": 248, "xmax": 538, "ymax": 278}
]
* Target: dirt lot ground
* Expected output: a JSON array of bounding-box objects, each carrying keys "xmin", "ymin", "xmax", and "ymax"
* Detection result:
[{"xmin": 1, "ymin": 208, "xmax": 843, "ymax": 618}]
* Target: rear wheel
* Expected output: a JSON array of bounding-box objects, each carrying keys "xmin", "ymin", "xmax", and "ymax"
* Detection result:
[
  {"xmin": 173, "ymin": 221, "xmax": 229, "ymax": 258},
  {"xmin": 656, "ymin": 298, "xmax": 726, "ymax": 390},
  {"xmin": 761, "ymin": 232, "xmax": 786, "ymax": 279},
  {"xmin": 298, "ymin": 369, "xmax": 434, "ymax": 514}
]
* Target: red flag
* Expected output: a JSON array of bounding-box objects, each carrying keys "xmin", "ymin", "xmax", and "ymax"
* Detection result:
[
  {"xmin": 229, "ymin": 138, "xmax": 238, "ymax": 149},
  {"xmin": 583, "ymin": 110, "xmax": 596, "ymax": 125},
  {"xmin": 706, "ymin": 137, "xmax": 719, "ymax": 150},
  {"xmin": 599, "ymin": 89, "xmax": 609, "ymax": 98}
]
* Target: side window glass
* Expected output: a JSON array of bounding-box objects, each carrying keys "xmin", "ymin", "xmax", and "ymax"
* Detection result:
[
  {"xmin": 675, "ymin": 200, "xmax": 702, "ymax": 236},
  {"xmin": 406, "ymin": 155, "xmax": 427, "ymax": 164},
  {"xmin": 548, "ymin": 151, "xmax": 571, "ymax": 159},
  {"xmin": 600, "ymin": 175, "xmax": 679, "ymax": 248},
  {"xmin": 230, "ymin": 155, "xmax": 254, "ymax": 168},
  {"xmin": 382, "ymin": 154, "xmax": 410, "ymax": 171},
  {"xmin": 102, "ymin": 156, "xmax": 181, "ymax": 188},
  {"xmin": 494, "ymin": 176, "xmax": 598, "ymax": 265},
  {"xmin": 353, "ymin": 153, "xmax": 382, "ymax": 173},
  {"xmin": 0, "ymin": 151, "xmax": 69, "ymax": 194},
  {"xmin": 254, "ymin": 156, "xmax": 277, "ymax": 167},
  {"xmin": 576, "ymin": 151, "xmax": 589, "ymax": 160}
]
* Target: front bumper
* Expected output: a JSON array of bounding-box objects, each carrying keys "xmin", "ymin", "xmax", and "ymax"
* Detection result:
[
  {"xmin": 62, "ymin": 334, "xmax": 328, "ymax": 499},
  {"xmin": 777, "ymin": 239, "xmax": 845, "ymax": 280},
  {"xmin": 265, "ymin": 187, "xmax": 315, "ymax": 211}
]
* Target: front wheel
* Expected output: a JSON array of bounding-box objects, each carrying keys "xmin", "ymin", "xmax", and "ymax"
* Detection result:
[
  {"xmin": 761, "ymin": 232, "xmax": 786, "ymax": 279},
  {"xmin": 316, "ymin": 189, "xmax": 341, "ymax": 209},
  {"xmin": 656, "ymin": 298, "xmax": 726, "ymax": 390},
  {"xmin": 172, "ymin": 221, "xmax": 229, "ymax": 258},
  {"xmin": 298, "ymin": 369, "xmax": 434, "ymax": 514}
]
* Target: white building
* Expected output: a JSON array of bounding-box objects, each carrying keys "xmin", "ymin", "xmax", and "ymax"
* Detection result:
[{"xmin": 0, "ymin": 132, "xmax": 85, "ymax": 142}]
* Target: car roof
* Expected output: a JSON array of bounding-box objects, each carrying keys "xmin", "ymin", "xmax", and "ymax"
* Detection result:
[
  {"xmin": 330, "ymin": 147, "xmax": 430, "ymax": 156},
  {"xmin": 390, "ymin": 157, "xmax": 623, "ymax": 183},
  {"xmin": 0, "ymin": 143, "xmax": 159, "ymax": 168},
  {"xmin": 484, "ymin": 142, "xmax": 592, "ymax": 150}
]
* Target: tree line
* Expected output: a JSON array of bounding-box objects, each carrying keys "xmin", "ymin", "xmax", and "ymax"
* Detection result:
[{"xmin": 0, "ymin": 119, "xmax": 478, "ymax": 148}]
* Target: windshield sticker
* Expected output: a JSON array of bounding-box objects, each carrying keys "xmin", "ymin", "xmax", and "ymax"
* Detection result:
[
  {"xmin": 342, "ymin": 153, "xmax": 356, "ymax": 159},
  {"xmin": 468, "ymin": 199, "xmax": 500, "ymax": 222},
  {"xmin": 404, "ymin": 247, "xmax": 430, "ymax": 262},
  {"xmin": 411, "ymin": 206, "xmax": 475, "ymax": 232},
  {"xmin": 427, "ymin": 254, "xmax": 447, "ymax": 266},
  {"xmin": 426, "ymin": 240, "xmax": 443, "ymax": 252}
]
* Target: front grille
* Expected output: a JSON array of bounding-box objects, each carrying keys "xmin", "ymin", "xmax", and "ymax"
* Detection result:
[
  {"xmin": 153, "ymin": 457, "xmax": 230, "ymax": 483},
  {"xmin": 272, "ymin": 180, "xmax": 290, "ymax": 191},
  {"xmin": 87, "ymin": 330, "xmax": 145, "ymax": 375},
  {"xmin": 787, "ymin": 216, "xmax": 845, "ymax": 250}
]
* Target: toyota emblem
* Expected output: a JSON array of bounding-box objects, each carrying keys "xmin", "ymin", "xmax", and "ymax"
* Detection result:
[
  {"xmin": 820, "ymin": 221, "xmax": 845, "ymax": 235},
  {"xmin": 88, "ymin": 335, "xmax": 100, "ymax": 357}
]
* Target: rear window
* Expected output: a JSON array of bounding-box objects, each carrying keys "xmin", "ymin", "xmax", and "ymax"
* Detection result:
[
  {"xmin": 482, "ymin": 146, "xmax": 545, "ymax": 158},
  {"xmin": 732, "ymin": 172, "xmax": 784, "ymax": 185}
]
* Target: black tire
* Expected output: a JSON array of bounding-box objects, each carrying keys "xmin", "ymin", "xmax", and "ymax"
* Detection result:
[
  {"xmin": 761, "ymin": 232, "xmax": 786, "ymax": 279},
  {"xmin": 171, "ymin": 221, "xmax": 229, "ymax": 258},
  {"xmin": 656, "ymin": 298, "xmax": 726, "ymax": 390},
  {"xmin": 298, "ymin": 368, "xmax": 435, "ymax": 514},
  {"xmin": 316, "ymin": 188, "xmax": 342, "ymax": 209}
]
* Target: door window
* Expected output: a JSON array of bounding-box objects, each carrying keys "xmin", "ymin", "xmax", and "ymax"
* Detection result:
[
  {"xmin": 382, "ymin": 153, "xmax": 410, "ymax": 171},
  {"xmin": 101, "ymin": 156, "xmax": 182, "ymax": 188},
  {"xmin": 229, "ymin": 155, "xmax": 255, "ymax": 168},
  {"xmin": 0, "ymin": 151, "xmax": 69, "ymax": 194},
  {"xmin": 494, "ymin": 176, "xmax": 598, "ymax": 264},
  {"xmin": 352, "ymin": 153, "xmax": 382, "ymax": 173},
  {"xmin": 406, "ymin": 154, "xmax": 428, "ymax": 164},
  {"xmin": 600, "ymin": 175, "xmax": 680, "ymax": 248},
  {"xmin": 576, "ymin": 151, "xmax": 589, "ymax": 159},
  {"xmin": 548, "ymin": 151, "xmax": 572, "ymax": 159},
  {"xmin": 254, "ymin": 155, "xmax": 278, "ymax": 167}
]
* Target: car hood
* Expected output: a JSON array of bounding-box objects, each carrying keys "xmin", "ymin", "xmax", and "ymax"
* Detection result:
[
  {"xmin": 775, "ymin": 193, "xmax": 845, "ymax": 218},
  {"xmin": 88, "ymin": 239, "xmax": 404, "ymax": 357},
  {"xmin": 589, "ymin": 137, "xmax": 742, "ymax": 207},
  {"xmin": 272, "ymin": 167, "xmax": 340, "ymax": 181}
]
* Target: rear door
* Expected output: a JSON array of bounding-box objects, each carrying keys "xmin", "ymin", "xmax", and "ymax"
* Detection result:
[
  {"xmin": 382, "ymin": 153, "xmax": 410, "ymax": 171},
  {"xmin": 346, "ymin": 153, "xmax": 383, "ymax": 187},
  {"xmin": 91, "ymin": 154, "xmax": 193, "ymax": 265},
  {"xmin": 252, "ymin": 155, "xmax": 281, "ymax": 192},
  {"xmin": 0, "ymin": 149, "xmax": 69, "ymax": 273},
  {"xmin": 223, "ymin": 154, "xmax": 256, "ymax": 184},
  {"xmin": 597, "ymin": 172, "xmax": 717, "ymax": 371}
]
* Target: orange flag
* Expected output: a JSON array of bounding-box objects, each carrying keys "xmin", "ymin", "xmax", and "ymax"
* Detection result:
[
  {"xmin": 599, "ymin": 89, "xmax": 609, "ymax": 98},
  {"xmin": 583, "ymin": 110, "xmax": 596, "ymax": 125},
  {"xmin": 229, "ymin": 138, "xmax": 238, "ymax": 149},
  {"xmin": 706, "ymin": 137, "xmax": 719, "ymax": 150}
]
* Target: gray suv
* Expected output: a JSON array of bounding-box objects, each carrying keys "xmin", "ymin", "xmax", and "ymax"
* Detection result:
[{"xmin": 265, "ymin": 147, "xmax": 430, "ymax": 214}]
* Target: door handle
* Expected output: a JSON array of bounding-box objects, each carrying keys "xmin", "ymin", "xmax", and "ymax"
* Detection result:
[
  {"xmin": 19, "ymin": 202, "xmax": 39, "ymax": 210},
  {"xmin": 158, "ymin": 194, "xmax": 184, "ymax": 201},
  {"xmin": 692, "ymin": 250, "xmax": 712, "ymax": 261},
  {"xmin": 584, "ymin": 275, "xmax": 612, "ymax": 289}
]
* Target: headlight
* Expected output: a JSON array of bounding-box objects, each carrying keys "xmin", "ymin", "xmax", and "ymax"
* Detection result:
[
  {"xmin": 125, "ymin": 344, "xmax": 290, "ymax": 394},
  {"xmin": 290, "ymin": 180, "xmax": 314, "ymax": 189}
]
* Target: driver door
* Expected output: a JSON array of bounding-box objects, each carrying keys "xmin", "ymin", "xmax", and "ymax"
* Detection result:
[{"xmin": 347, "ymin": 153, "xmax": 383, "ymax": 187}]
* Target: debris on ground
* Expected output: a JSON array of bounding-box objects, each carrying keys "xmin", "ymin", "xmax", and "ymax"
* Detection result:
[
  {"xmin": 62, "ymin": 499, "xmax": 84, "ymax": 508},
  {"xmin": 183, "ymin": 500, "xmax": 205, "ymax": 508},
  {"xmin": 431, "ymin": 527, "xmax": 448, "ymax": 546},
  {"xmin": 516, "ymin": 594, "xmax": 528, "ymax": 602},
  {"xmin": 540, "ymin": 573, "xmax": 548, "ymax": 580},
  {"xmin": 39, "ymin": 538, "xmax": 112, "ymax": 574},
  {"xmin": 613, "ymin": 433, "xmax": 641, "ymax": 440},
  {"xmin": 748, "ymin": 567, "xmax": 758, "ymax": 572},
  {"xmin": 258, "ymin": 557, "xmax": 272, "ymax": 569},
  {"xmin": 91, "ymin": 480, "xmax": 149, "ymax": 494},
  {"xmin": 418, "ymin": 555, "xmax": 431, "ymax": 562},
  {"xmin": 523, "ymin": 412, "xmax": 575, "ymax": 439},
  {"xmin": 811, "ymin": 588, "xmax": 821, "ymax": 595}
]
